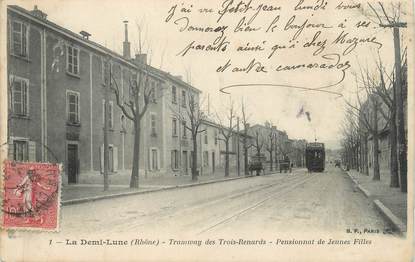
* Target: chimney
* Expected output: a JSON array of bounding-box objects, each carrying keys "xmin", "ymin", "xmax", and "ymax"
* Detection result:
[
  {"xmin": 135, "ymin": 54, "xmax": 147, "ymax": 64},
  {"xmin": 123, "ymin": 21, "xmax": 131, "ymax": 59},
  {"xmin": 31, "ymin": 5, "xmax": 47, "ymax": 20},
  {"xmin": 80, "ymin": 30, "xmax": 91, "ymax": 40}
]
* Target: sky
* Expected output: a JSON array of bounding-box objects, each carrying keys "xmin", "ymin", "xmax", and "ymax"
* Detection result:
[{"xmin": 8, "ymin": 0, "xmax": 410, "ymax": 149}]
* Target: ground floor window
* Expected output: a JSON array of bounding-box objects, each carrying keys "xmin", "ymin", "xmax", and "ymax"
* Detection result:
[
  {"xmin": 151, "ymin": 148, "xmax": 159, "ymax": 171},
  {"xmin": 13, "ymin": 140, "xmax": 28, "ymax": 161},
  {"xmin": 171, "ymin": 150, "xmax": 179, "ymax": 170},
  {"xmin": 100, "ymin": 145, "xmax": 118, "ymax": 173},
  {"xmin": 203, "ymin": 151, "xmax": 209, "ymax": 167}
]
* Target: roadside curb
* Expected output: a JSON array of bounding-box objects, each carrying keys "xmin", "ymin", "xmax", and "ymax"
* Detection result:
[
  {"xmin": 62, "ymin": 174, "xmax": 257, "ymax": 206},
  {"xmin": 345, "ymin": 171, "xmax": 406, "ymax": 235},
  {"xmin": 373, "ymin": 199, "xmax": 407, "ymax": 234}
]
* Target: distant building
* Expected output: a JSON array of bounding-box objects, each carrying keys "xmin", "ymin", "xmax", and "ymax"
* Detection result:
[{"xmin": 247, "ymin": 123, "xmax": 291, "ymax": 168}]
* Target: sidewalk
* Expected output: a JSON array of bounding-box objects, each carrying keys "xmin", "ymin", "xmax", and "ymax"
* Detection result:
[
  {"xmin": 347, "ymin": 169, "xmax": 407, "ymax": 233},
  {"xmin": 62, "ymin": 169, "xmax": 279, "ymax": 204}
]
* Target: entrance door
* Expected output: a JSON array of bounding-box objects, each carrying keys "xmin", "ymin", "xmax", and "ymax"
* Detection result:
[
  {"xmin": 212, "ymin": 152, "xmax": 215, "ymax": 173},
  {"xmin": 182, "ymin": 151, "xmax": 188, "ymax": 175},
  {"xmin": 67, "ymin": 144, "xmax": 78, "ymax": 184}
]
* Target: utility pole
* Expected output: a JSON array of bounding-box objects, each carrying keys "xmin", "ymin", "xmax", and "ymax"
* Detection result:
[
  {"xmin": 393, "ymin": 26, "xmax": 407, "ymax": 193},
  {"xmin": 380, "ymin": 21, "xmax": 407, "ymax": 192},
  {"xmin": 237, "ymin": 117, "xmax": 240, "ymax": 176},
  {"xmin": 103, "ymin": 60, "xmax": 110, "ymax": 191}
]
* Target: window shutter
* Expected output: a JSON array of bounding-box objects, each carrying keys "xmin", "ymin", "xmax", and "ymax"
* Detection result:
[
  {"xmin": 8, "ymin": 141, "xmax": 14, "ymax": 160},
  {"xmin": 157, "ymin": 149, "xmax": 160, "ymax": 170},
  {"xmin": 22, "ymin": 24, "xmax": 27, "ymax": 56},
  {"xmin": 148, "ymin": 148, "xmax": 152, "ymax": 171},
  {"xmin": 113, "ymin": 147, "xmax": 118, "ymax": 172},
  {"xmin": 28, "ymin": 141, "xmax": 36, "ymax": 162},
  {"xmin": 171, "ymin": 151, "xmax": 174, "ymax": 169},
  {"xmin": 100, "ymin": 145, "xmax": 104, "ymax": 173}
]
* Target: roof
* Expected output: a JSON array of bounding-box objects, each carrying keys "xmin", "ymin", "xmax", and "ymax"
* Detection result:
[
  {"xmin": 8, "ymin": 5, "xmax": 202, "ymax": 93},
  {"xmin": 201, "ymin": 119, "xmax": 252, "ymax": 138}
]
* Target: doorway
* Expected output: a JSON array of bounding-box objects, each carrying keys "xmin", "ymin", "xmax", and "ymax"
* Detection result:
[{"xmin": 67, "ymin": 144, "xmax": 78, "ymax": 184}]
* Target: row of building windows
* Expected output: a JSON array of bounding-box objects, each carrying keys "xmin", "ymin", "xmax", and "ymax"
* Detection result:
[
  {"xmin": 11, "ymin": 20, "xmax": 162, "ymax": 102},
  {"xmin": 171, "ymin": 85, "xmax": 187, "ymax": 107},
  {"xmin": 170, "ymin": 150, "xmax": 213, "ymax": 170},
  {"xmin": 11, "ymin": 76, "xmax": 221, "ymax": 145},
  {"xmin": 10, "ymin": 76, "xmax": 159, "ymax": 135}
]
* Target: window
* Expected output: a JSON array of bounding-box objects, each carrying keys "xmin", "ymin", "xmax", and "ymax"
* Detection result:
[
  {"xmin": 151, "ymin": 113, "xmax": 156, "ymax": 136},
  {"xmin": 171, "ymin": 150, "xmax": 179, "ymax": 169},
  {"xmin": 121, "ymin": 115, "xmax": 126, "ymax": 131},
  {"xmin": 11, "ymin": 21, "xmax": 28, "ymax": 57},
  {"xmin": 66, "ymin": 91, "xmax": 80, "ymax": 124},
  {"xmin": 215, "ymin": 131, "xmax": 218, "ymax": 145},
  {"xmin": 66, "ymin": 45, "xmax": 79, "ymax": 75},
  {"xmin": 172, "ymin": 86, "xmax": 177, "ymax": 103},
  {"xmin": 11, "ymin": 77, "xmax": 29, "ymax": 116},
  {"xmin": 109, "ymin": 101, "xmax": 114, "ymax": 129},
  {"xmin": 102, "ymin": 100, "xmax": 113, "ymax": 128},
  {"xmin": 151, "ymin": 149, "xmax": 158, "ymax": 170},
  {"xmin": 172, "ymin": 118, "xmax": 178, "ymax": 137},
  {"xmin": 13, "ymin": 140, "xmax": 28, "ymax": 161},
  {"xmin": 150, "ymin": 82, "xmax": 156, "ymax": 103},
  {"xmin": 181, "ymin": 90, "xmax": 186, "ymax": 107},
  {"xmin": 101, "ymin": 60, "xmax": 108, "ymax": 85},
  {"xmin": 182, "ymin": 121, "xmax": 187, "ymax": 138},
  {"xmin": 204, "ymin": 131, "xmax": 208, "ymax": 144},
  {"xmin": 203, "ymin": 151, "xmax": 209, "ymax": 167}
]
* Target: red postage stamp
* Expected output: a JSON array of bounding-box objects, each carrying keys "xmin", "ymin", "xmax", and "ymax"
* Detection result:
[{"xmin": 2, "ymin": 160, "xmax": 61, "ymax": 231}]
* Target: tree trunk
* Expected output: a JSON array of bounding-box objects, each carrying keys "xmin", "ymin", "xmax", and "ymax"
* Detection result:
[
  {"xmin": 364, "ymin": 135, "xmax": 369, "ymax": 175},
  {"xmin": 225, "ymin": 141, "xmax": 230, "ymax": 177},
  {"xmin": 130, "ymin": 124, "xmax": 141, "ymax": 188},
  {"xmin": 389, "ymin": 106, "xmax": 399, "ymax": 187},
  {"xmin": 393, "ymin": 27, "xmax": 407, "ymax": 193},
  {"xmin": 372, "ymin": 103, "xmax": 380, "ymax": 181},
  {"xmin": 191, "ymin": 135, "xmax": 198, "ymax": 181},
  {"xmin": 269, "ymin": 146, "xmax": 273, "ymax": 171}
]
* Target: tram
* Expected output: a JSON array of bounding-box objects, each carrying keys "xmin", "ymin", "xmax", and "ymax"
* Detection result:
[{"xmin": 305, "ymin": 142, "xmax": 325, "ymax": 172}]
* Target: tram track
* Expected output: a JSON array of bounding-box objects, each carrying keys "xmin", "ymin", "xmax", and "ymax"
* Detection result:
[
  {"xmin": 197, "ymin": 173, "xmax": 320, "ymax": 235},
  {"xmin": 108, "ymin": 172, "xmax": 314, "ymax": 234}
]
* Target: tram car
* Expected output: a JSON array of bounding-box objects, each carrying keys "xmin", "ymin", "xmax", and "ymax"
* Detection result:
[{"xmin": 305, "ymin": 142, "xmax": 325, "ymax": 172}]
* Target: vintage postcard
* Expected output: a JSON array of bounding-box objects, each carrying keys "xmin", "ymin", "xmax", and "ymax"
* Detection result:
[{"xmin": 0, "ymin": 0, "xmax": 413, "ymax": 261}]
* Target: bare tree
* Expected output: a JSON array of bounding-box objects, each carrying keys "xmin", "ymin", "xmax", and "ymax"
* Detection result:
[
  {"xmin": 346, "ymin": 73, "xmax": 390, "ymax": 181},
  {"xmin": 340, "ymin": 108, "xmax": 361, "ymax": 171},
  {"xmin": 364, "ymin": 0, "xmax": 407, "ymax": 191},
  {"xmin": 253, "ymin": 130, "xmax": 265, "ymax": 158},
  {"xmin": 110, "ymin": 59, "xmax": 154, "ymax": 188},
  {"xmin": 216, "ymin": 100, "xmax": 237, "ymax": 177},
  {"xmin": 372, "ymin": 58, "xmax": 399, "ymax": 187},
  {"xmin": 240, "ymin": 100, "xmax": 253, "ymax": 176},
  {"xmin": 171, "ymin": 93, "xmax": 206, "ymax": 181},
  {"xmin": 264, "ymin": 122, "xmax": 276, "ymax": 171}
]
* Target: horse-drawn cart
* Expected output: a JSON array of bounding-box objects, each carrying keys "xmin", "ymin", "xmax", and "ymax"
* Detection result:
[
  {"xmin": 279, "ymin": 156, "xmax": 292, "ymax": 173},
  {"xmin": 248, "ymin": 154, "xmax": 266, "ymax": 176}
]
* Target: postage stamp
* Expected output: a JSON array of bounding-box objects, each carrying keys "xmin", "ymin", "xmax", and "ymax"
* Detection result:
[{"xmin": 2, "ymin": 160, "xmax": 61, "ymax": 231}]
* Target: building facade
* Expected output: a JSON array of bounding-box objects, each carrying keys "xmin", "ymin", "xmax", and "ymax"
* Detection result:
[{"xmin": 6, "ymin": 5, "xmax": 203, "ymax": 184}]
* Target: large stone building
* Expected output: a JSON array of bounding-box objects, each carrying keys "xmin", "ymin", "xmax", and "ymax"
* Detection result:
[
  {"xmin": 6, "ymin": 5, "xmax": 250, "ymax": 184},
  {"xmin": 6, "ymin": 5, "xmax": 207, "ymax": 183}
]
